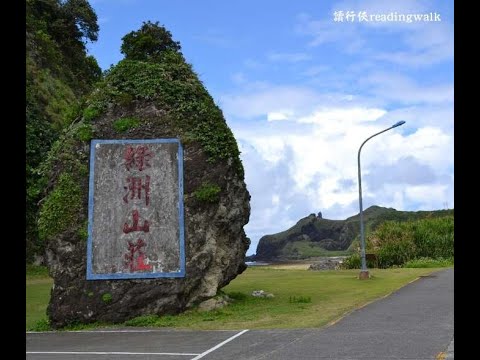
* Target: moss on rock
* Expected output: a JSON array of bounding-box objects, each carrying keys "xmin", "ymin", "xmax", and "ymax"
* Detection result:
[
  {"xmin": 85, "ymin": 54, "xmax": 243, "ymax": 177},
  {"xmin": 38, "ymin": 172, "xmax": 83, "ymax": 241},
  {"xmin": 193, "ymin": 182, "xmax": 221, "ymax": 203}
]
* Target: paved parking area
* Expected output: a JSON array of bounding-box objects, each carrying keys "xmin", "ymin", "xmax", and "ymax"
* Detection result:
[{"xmin": 26, "ymin": 329, "xmax": 248, "ymax": 359}]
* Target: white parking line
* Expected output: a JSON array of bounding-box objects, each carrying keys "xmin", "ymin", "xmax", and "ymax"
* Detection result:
[
  {"xmin": 26, "ymin": 351, "xmax": 199, "ymax": 356},
  {"xmin": 26, "ymin": 329, "xmax": 249, "ymax": 358},
  {"xmin": 190, "ymin": 329, "xmax": 249, "ymax": 360},
  {"xmin": 26, "ymin": 329, "xmax": 237, "ymax": 334},
  {"xmin": 26, "ymin": 330, "xmax": 181, "ymax": 334}
]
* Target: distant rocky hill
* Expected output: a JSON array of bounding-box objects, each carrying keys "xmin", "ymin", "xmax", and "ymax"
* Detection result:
[{"xmin": 254, "ymin": 206, "xmax": 454, "ymax": 261}]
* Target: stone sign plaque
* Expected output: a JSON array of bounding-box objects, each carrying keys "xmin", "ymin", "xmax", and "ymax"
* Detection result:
[{"xmin": 87, "ymin": 139, "xmax": 185, "ymax": 280}]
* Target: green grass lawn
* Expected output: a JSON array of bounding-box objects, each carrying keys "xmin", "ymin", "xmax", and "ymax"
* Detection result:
[
  {"xmin": 26, "ymin": 266, "xmax": 447, "ymax": 331},
  {"xmin": 26, "ymin": 277, "xmax": 53, "ymax": 330}
]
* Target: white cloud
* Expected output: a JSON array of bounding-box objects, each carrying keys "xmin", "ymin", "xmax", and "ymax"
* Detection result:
[
  {"xmin": 267, "ymin": 111, "xmax": 293, "ymax": 121},
  {"xmin": 404, "ymin": 184, "xmax": 451, "ymax": 208},
  {"xmin": 225, "ymin": 83, "xmax": 453, "ymax": 255},
  {"xmin": 220, "ymin": 85, "xmax": 323, "ymax": 120},
  {"xmin": 380, "ymin": 105, "xmax": 453, "ymax": 133},
  {"xmin": 365, "ymin": 156, "xmax": 436, "ymax": 188},
  {"xmin": 298, "ymin": 107, "xmax": 386, "ymax": 124},
  {"xmin": 359, "ymin": 72, "xmax": 454, "ymax": 105},
  {"xmin": 220, "ymin": 84, "xmax": 385, "ymax": 122},
  {"xmin": 272, "ymin": 194, "xmax": 280, "ymax": 206}
]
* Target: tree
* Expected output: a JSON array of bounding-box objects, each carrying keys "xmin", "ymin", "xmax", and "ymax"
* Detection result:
[
  {"xmin": 62, "ymin": 0, "xmax": 99, "ymax": 42},
  {"xmin": 121, "ymin": 21, "xmax": 182, "ymax": 62},
  {"xmin": 26, "ymin": 0, "xmax": 101, "ymax": 263}
]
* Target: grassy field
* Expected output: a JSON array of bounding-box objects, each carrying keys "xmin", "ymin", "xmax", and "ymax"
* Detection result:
[
  {"xmin": 26, "ymin": 265, "xmax": 446, "ymax": 331},
  {"xmin": 26, "ymin": 277, "xmax": 53, "ymax": 329}
]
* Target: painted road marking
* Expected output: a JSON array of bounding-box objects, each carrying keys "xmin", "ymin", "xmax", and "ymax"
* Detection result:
[
  {"xmin": 27, "ymin": 329, "xmax": 237, "ymax": 334},
  {"xmin": 26, "ymin": 351, "xmax": 198, "ymax": 356},
  {"xmin": 190, "ymin": 329, "xmax": 249, "ymax": 360},
  {"xmin": 27, "ymin": 329, "xmax": 249, "ymax": 358}
]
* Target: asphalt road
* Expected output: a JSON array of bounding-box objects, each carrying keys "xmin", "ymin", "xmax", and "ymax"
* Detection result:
[{"xmin": 26, "ymin": 268, "xmax": 454, "ymax": 360}]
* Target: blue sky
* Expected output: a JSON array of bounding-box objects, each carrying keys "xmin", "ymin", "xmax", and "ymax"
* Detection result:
[{"xmin": 87, "ymin": 0, "xmax": 454, "ymax": 255}]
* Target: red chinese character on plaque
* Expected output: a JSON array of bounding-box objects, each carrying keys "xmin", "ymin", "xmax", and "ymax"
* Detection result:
[
  {"xmin": 124, "ymin": 238, "xmax": 153, "ymax": 272},
  {"xmin": 124, "ymin": 145, "xmax": 154, "ymax": 171},
  {"xmin": 123, "ymin": 175, "xmax": 151, "ymax": 206},
  {"xmin": 123, "ymin": 209, "xmax": 150, "ymax": 234}
]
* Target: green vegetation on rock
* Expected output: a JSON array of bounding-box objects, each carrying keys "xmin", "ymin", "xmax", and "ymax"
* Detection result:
[
  {"xmin": 85, "ymin": 21, "xmax": 243, "ymax": 175},
  {"xmin": 36, "ymin": 122, "xmax": 90, "ymax": 248},
  {"xmin": 113, "ymin": 117, "xmax": 140, "ymax": 132},
  {"xmin": 102, "ymin": 293, "xmax": 113, "ymax": 303},
  {"xmin": 194, "ymin": 182, "xmax": 221, "ymax": 203},
  {"xmin": 75, "ymin": 123, "xmax": 94, "ymax": 141},
  {"xmin": 82, "ymin": 106, "xmax": 102, "ymax": 122},
  {"xmin": 38, "ymin": 172, "xmax": 83, "ymax": 241}
]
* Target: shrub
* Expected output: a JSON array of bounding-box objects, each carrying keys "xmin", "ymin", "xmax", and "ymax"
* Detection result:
[
  {"xmin": 341, "ymin": 253, "xmax": 378, "ymax": 269},
  {"xmin": 413, "ymin": 217, "xmax": 454, "ymax": 259},
  {"xmin": 367, "ymin": 216, "xmax": 454, "ymax": 268},
  {"xmin": 341, "ymin": 253, "xmax": 361, "ymax": 269}
]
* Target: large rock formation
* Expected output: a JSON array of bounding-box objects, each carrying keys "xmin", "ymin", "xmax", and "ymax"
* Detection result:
[
  {"xmin": 37, "ymin": 30, "xmax": 250, "ymax": 328},
  {"xmin": 255, "ymin": 206, "xmax": 454, "ymax": 261}
]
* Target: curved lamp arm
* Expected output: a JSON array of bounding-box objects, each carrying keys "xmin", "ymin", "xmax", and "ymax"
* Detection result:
[{"xmin": 357, "ymin": 121, "xmax": 406, "ymax": 273}]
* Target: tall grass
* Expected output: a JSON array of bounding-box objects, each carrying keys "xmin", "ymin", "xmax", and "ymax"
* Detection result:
[
  {"xmin": 343, "ymin": 215, "xmax": 454, "ymax": 268},
  {"xmin": 403, "ymin": 257, "xmax": 454, "ymax": 268}
]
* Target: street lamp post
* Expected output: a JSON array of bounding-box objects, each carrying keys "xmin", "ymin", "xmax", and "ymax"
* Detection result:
[{"xmin": 357, "ymin": 121, "xmax": 406, "ymax": 280}]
